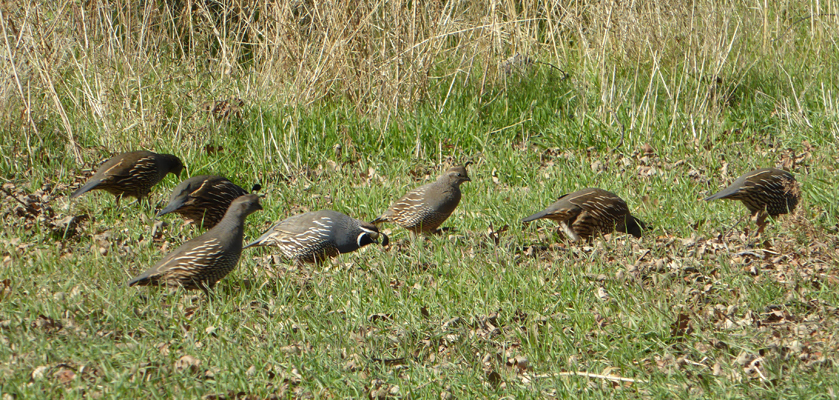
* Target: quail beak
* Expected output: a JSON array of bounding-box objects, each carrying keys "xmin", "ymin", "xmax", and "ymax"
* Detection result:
[{"xmin": 358, "ymin": 229, "xmax": 380, "ymax": 247}]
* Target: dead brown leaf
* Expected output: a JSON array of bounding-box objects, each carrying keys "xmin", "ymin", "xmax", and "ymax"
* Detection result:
[
  {"xmin": 670, "ymin": 313, "xmax": 692, "ymax": 337},
  {"xmin": 486, "ymin": 223, "xmax": 509, "ymax": 246},
  {"xmin": 368, "ymin": 313, "xmax": 392, "ymax": 323},
  {"xmin": 174, "ymin": 355, "xmax": 201, "ymax": 374},
  {"xmin": 205, "ymin": 144, "xmax": 225, "ymax": 155},
  {"xmin": 0, "ymin": 279, "xmax": 11, "ymax": 301},
  {"xmin": 486, "ymin": 370, "xmax": 502, "ymax": 388},
  {"xmin": 31, "ymin": 365, "xmax": 49, "ymax": 381},
  {"xmin": 202, "ymin": 98, "xmax": 244, "ymax": 121},
  {"xmin": 54, "ymin": 368, "xmax": 76, "ymax": 384},
  {"xmin": 32, "ymin": 315, "xmax": 63, "ymax": 333}
]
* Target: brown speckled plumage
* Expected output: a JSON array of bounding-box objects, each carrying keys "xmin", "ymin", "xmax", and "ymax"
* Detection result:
[
  {"xmin": 158, "ymin": 175, "xmax": 249, "ymax": 229},
  {"xmin": 522, "ymin": 188, "xmax": 645, "ymax": 242},
  {"xmin": 372, "ymin": 165, "xmax": 470, "ymax": 233},
  {"xmin": 128, "ymin": 194, "xmax": 262, "ymax": 290},
  {"xmin": 705, "ymin": 168, "xmax": 799, "ymax": 232},
  {"xmin": 71, "ymin": 151, "xmax": 183, "ymax": 204}
]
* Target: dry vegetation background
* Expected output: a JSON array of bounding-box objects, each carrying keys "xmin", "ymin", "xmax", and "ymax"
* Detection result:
[
  {"xmin": 3, "ymin": 1, "xmax": 836, "ymax": 162},
  {"xmin": 2, "ymin": 0, "xmax": 839, "ymax": 398}
]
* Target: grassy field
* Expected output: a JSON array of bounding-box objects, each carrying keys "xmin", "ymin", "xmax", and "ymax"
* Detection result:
[{"xmin": 2, "ymin": 1, "xmax": 839, "ymax": 398}]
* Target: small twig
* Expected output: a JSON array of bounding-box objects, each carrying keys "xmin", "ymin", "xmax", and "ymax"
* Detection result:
[
  {"xmin": 486, "ymin": 117, "xmax": 532, "ymax": 136},
  {"xmin": 635, "ymin": 249, "xmax": 651, "ymax": 264},
  {"xmin": 683, "ymin": 358, "xmax": 708, "ymax": 368},
  {"xmin": 735, "ymin": 250, "xmax": 765, "ymax": 259},
  {"xmin": 611, "ymin": 110, "xmax": 626, "ymax": 152},
  {"xmin": 533, "ymin": 371, "xmax": 647, "ymax": 384},
  {"xmin": 752, "ymin": 358, "xmax": 769, "ymax": 382},
  {"xmin": 774, "ymin": 14, "xmax": 838, "ymax": 43},
  {"xmin": 735, "ymin": 248, "xmax": 779, "ymax": 258},
  {"xmin": 0, "ymin": 186, "xmax": 32, "ymax": 211},
  {"xmin": 533, "ymin": 60, "xmax": 569, "ymax": 80},
  {"xmin": 367, "ymin": 355, "xmax": 408, "ymax": 366},
  {"xmin": 721, "ymin": 214, "xmax": 747, "ymax": 240}
]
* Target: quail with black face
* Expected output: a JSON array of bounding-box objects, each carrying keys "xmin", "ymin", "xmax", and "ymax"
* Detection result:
[{"xmin": 245, "ymin": 210, "xmax": 387, "ymax": 264}]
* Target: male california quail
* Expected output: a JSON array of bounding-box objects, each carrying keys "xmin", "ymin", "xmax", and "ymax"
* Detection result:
[
  {"xmin": 71, "ymin": 150, "xmax": 183, "ymax": 204},
  {"xmin": 157, "ymin": 175, "xmax": 249, "ymax": 229},
  {"xmin": 705, "ymin": 167, "xmax": 799, "ymax": 233},
  {"xmin": 245, "ymin": 210, "xmax": 387, "ymax": 264},
  {"xmin": 128, "ymin": 194, "xmax": 262, "ymax": 290},
  {"xmin": 522, "ymin": 188, "xmax": 646, "ymax": 242},
  {"xmin": 372, "ymin": 165, "xmax": 471, "ymax": 233}
]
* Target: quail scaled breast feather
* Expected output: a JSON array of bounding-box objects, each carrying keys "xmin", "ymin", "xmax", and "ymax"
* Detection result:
[
  {"xmin": 245, "ymin": 210, "xmax": 387, "ymax": 264},
  {"xmin": 128, "ymin": 194, "xmax": 262, "ymax": 290},
  {"xmin": 522, "ymin": 188, "xmax": 646, "ymax": 242},
  {"xmin": 372, "ymin": 165, "xmax": 471, "ymax": 233},
  {"xmin": 157, "ymin": 175, "xmax": 249, "ymax": 229},
  {"xmin": 704, "ymin": 167, "xmax": 800, "ymax": 232},
  {"xmin": 71, "ymin": 150, "xmax": 183, "ymax": 204}
]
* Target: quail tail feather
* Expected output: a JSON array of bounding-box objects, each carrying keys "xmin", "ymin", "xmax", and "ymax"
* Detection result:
[
  {"xmin": 704, "ymin": 186, "xmax": 741, "ymax": 202},
  {"xmin": 70, "ymin": 179, "xmax": 102, "ymax": 199},
  {"xmin": 521, "ymin": 209, "xmax": 550, "ymax": 223}
]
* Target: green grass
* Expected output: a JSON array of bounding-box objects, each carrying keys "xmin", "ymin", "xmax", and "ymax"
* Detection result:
[
  {"xmin": 3, "ymin": 71, "xmax": 839, "ymax": 398},
  {"xmin": 3, "ymin": 4, "xmax": 839, "ymax": 397}
]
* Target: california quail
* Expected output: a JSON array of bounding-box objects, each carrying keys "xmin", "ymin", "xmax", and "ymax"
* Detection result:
[
  {"xmin": 705, "ymin": 167, "xmax": 800, "ymax": 233},
  {"xmin": 372, "ymin": 165, "xmax": 471, "ymax": 233},
  {"xmin": 71, "ymin": 150, "xmax": 183, "ymax": 205},
  {"xmin": 522, "ymin": 188, "xmax": 646, "ymax": 242},
  {"xmin": 157, "ymin": 175, "xmax": 249, "ymax": 229},
  {"xmin": 245, "ymin": 210, "xmax": 387, "ymax": 264},
  {"xmin": 128, "ymin": 194, "xmax": 262, "ymax": 290}
]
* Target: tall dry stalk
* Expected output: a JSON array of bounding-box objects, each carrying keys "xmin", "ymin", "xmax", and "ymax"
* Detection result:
[{"xmin": 0, "ymin": 1, "xmax": 834, "ymax": 165}]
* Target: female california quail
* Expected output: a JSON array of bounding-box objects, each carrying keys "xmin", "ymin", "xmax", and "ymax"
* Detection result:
[
  {"xmin": 522, "ymin": 188, "xmax": 646, "ymax": 242},
  {"xmin": 705, "ymin": 167, "xmax": 800, "ymax": 233},
  {"xmin": 245, "ymin": 210, "xmax": 387, "ymax": 264},
  {"xmin": 157, "ymin": 175, "xmax": 249, "ymax": 229},
  {"xmin": 372, "ymin": 165, "xmax": 471, "ymax": 233},
  {"xmin": 71, "ymin": 150, "xmax": 183, "ymax": 204},
  {"xmin": 128, "ymin": 194, "xmax": 262, "ymax": 290}
]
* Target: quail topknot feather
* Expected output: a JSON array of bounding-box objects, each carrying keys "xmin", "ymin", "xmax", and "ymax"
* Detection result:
[
  {"xmin": 372, "ymin": 165, "xmax": 471, "ymax": 233},
  {"xmin": 128, "ymin": 194, "xmax": 262, "ymax": 290},
  {"xmin": 522, "ymin": 188, "xmax": 646, "ymax": 242},
  {"xmin": 704, "ymin": 167, "xmax": 800, "ymax": 233},
  {"xmin": 245, "ymin": 210, "xmax": 387, "ymax": 264},
  {"xmin": 158, "ymin": 175, "xmax": 249, "ymax": 229},
  {"xmin": 71, "ymin": 150, "xmax": 183, "ymax": 204}
]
